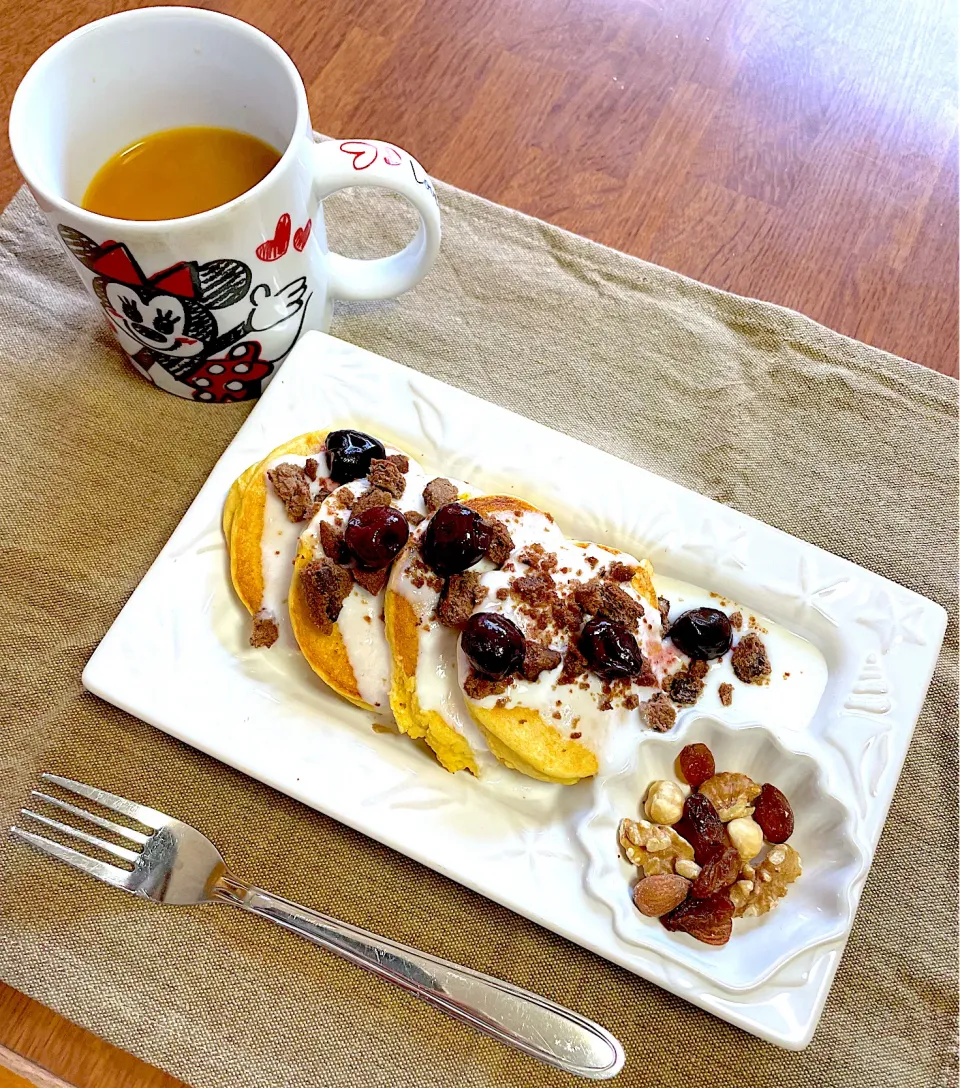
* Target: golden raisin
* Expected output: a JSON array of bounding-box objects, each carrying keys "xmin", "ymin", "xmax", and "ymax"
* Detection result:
[{"xmin": 677, "ymin": 742, "xmax": 715, "ymax": 787}]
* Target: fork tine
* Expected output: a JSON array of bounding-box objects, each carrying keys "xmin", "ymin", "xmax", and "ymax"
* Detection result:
[
  {"xmin": 10, "ymin": 827, "xmax": 134, "ymax": 890},
  {"xmin": 20, "ymin": 810, "xmax": 141, "ymax": 864},
  {"xmin": 31, "ymin": 792, "xmax": 149, "ymax": 846},
  {"xmin": 40, "ymin": 774, "xmax": 169, "ymax": 829}
]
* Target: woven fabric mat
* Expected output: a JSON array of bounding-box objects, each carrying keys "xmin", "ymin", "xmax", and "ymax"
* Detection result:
[{"xmin": 0, "ymin": 181, "xmax": 956, "ymax": 1088}]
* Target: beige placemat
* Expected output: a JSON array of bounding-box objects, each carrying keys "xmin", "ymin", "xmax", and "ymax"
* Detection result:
[{"xmin": 0, "ymin": 180, "xmax": 956, "ymax": 1088}]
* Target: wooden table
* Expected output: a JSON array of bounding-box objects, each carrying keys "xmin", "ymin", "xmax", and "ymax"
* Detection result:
[{"xmin": 1, "ymin": 0, "xmax": 956, "ymax": 1084}]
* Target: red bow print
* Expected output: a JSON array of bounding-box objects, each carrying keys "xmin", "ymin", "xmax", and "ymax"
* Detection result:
[{"xmin": 91, "ymin": 241, "xmax": 199, "ymax": 299}]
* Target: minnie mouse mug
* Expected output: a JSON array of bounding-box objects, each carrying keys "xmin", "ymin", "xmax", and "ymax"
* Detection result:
[{"xmin": 9, "ymin": 7, "xmax": 442, "ymax": 402}]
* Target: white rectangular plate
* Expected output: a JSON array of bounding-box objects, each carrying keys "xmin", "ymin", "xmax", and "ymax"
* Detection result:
[{"xmin": 83, "ymin": 332, "xmax": 947, "ymax": 1050}]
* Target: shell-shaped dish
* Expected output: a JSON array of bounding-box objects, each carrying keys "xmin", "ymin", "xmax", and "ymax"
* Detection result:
[{"xmin": 578, "ymin": 714, "xmax": 865, "ymax": 993}]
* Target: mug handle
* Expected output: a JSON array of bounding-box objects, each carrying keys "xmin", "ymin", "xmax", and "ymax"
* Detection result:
[{"xmin": 312, "ymin": 139, "xmax": 442, "ymax": 301}]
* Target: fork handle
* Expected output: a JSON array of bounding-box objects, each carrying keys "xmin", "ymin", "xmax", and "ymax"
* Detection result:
[{"xmin": 215, "ymin": 875, "xmax": 623, "ymax": 1080}]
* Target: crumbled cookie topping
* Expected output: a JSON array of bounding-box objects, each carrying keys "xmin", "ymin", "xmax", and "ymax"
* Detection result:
[
  {"xmin": 423, "ymin": 478, "xmax": 458, "ymax": 514},
  {"xmin": 300, "ymin": 558, "xmax": 353, "ymax": 633},
  {"xmin": 463, "ymin": 672, "xmax": 512, "ymax": 699},
  {"xmin": 485, "ymin": 519, "xmax": 514, "ymax": 567},
  {"xmin": 521, "ymin": 640, "xmax": 562, "ymax": 681},
  {"xmin": 250, "ymin": 609, "xmax": 279, "ymax": 648},
  {"xmin": 353, "ymin": 567, "xmax": 389, "ymax": 596},
  {"xmin": 351, "ymin": 487, "xmax": 393, "ymax": 516},
  {"xmin": 367, "ymin": 458, "xmax": 406, "ymax": 499},
  {"xmin": 658, "ymin": 596, "xmax": 671, "ymax": 628},
  {"xmin": 319, "ymin": 521, "xmax": 347, "ymax": 564},
  {"xmin": 731, "ymin": 633, "xmax": 771, "ymax": 684},
  {"xmin": 268, "ymin": 463, "xmax": 316, "ymax": 522},
  {"xmin": 668, "ymin": 659, "xmax": 709, "ymax": 705},
  {"xmin": 640, "ymin": 692, "xmax": 677, "ymax": 732},
  {"xmin": 607, "ymin": 561, "xmax": 636, "ymax": 583},
  {"xmin": 437, "ymin": 572, "xmax": 487, "ymax": 628}
]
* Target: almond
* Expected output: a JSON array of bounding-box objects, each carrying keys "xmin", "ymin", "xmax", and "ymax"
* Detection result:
[{"xmin": 632, "ymin": 873, "xmax": 691, "ymax": 917}]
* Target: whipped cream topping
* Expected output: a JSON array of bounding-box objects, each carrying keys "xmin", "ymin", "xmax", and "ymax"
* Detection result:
[{"xmin": 299, "ymin": 453, "xmax": 427, "ymax": 710}]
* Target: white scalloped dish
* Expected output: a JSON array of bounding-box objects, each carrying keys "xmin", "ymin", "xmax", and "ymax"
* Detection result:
[
  {"xmin": 579, "ymin": 716, "xmax": 864, "ymax": 991},
  {"xmin": 82, "ymin": 332, "xmax": 948, "ymax": 1051}
]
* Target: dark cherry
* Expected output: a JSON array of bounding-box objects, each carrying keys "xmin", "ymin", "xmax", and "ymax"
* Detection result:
[
  {"xmin": 344, "ymin": 506, "xmax": 409, "ymax": 570},
  {"xmin": 325, "ymin": 429, "xmax": 386, "ymax": 484},
  {"xmin": 578, "ymin": 617, "xmax": 645, "ymax": 680},
  {"xmin": 668, "ymin": 607, "xmax": 733, "ymax": 660},
  {"xmin": 461, "ymin": 613, "xmax": 525, "ymax": 679},
  {"xmin": 421, "ymin": 502, "xmax": 492, "ymax": 575}
]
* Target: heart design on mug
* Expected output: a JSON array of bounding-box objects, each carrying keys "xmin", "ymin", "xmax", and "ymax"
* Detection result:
[
  {"xmin": 340, "ymin": 140, "xmax": 379, "ymax": 171},
  {"xmin": 256, "ymin": 214, "xmax": 291, "ymax": 261},
  {"xmin": 293, "ymin": 219, "xmax": 312, "ymax": 252}
]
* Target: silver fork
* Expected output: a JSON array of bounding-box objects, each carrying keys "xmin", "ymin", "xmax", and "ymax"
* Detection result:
[{"xmin": 11, "ymin": 774, "xmax": 624, "ymax": 1080}]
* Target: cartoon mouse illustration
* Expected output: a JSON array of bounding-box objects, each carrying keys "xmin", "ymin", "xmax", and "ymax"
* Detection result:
[{"xmin": 58, "ymin": 225, "xmax": 311, "ymax": 402}]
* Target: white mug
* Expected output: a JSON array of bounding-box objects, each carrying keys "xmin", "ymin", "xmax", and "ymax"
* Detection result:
[{"xmin": 9, "ymin": 7, "xmax": 441, "ymax": 402}]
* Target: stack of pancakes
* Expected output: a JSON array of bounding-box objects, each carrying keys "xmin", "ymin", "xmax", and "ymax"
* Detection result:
[{"xmin": 225, "ymin": 429, "xmax": 674, "ymax": 785}]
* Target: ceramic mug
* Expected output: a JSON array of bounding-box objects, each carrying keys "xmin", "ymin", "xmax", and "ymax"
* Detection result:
[{"xmin": 8, "ymin": 7, "xmax": 441, "ymax": 403}]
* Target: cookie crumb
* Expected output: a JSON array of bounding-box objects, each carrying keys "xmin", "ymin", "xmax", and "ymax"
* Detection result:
[
  {"xmin": 267, "ymin": 462, "xmax": 313, "ymax": 522},
  {"xmin": 559, "ymin": 645, "xmax": 588, "ymax": 685},
  {"xmin": 485, "ymin": 519, "xmax": 514, "ymax": 566},
  {"xmin": 641, "ymin": 693, "xmax": 676, "ymax": 732},
  {"xmin": 732, "ymin": 633, "xmax": 771, "ymax": 684},
  {"xmin": 250, "ymin": 609, "xmax": 279, "ymax": 648},
  {"xmin": 300, "ymin": 558, "xmax": 353, "ymax": 633},
  {"xmin": 351, "ymin": 487, "xmax": 393, "ymax": 516},
  {"xmin": 718, "ymin": 682, "xmax": 733, "ymax": 707},
  {"xmin": 464, "ymin": 672, "xmax": 512, "ymax": 700},
  {"xmin": 521, "ymin": 640, "xmax": 562, "ymax": 681},
  {"xmin": 658, "ymin": 596, "xmax": 671, "ymax": 628},
  {"xmin": 423, "ymin": 478, "xmax": 458, "ymax": 514},
  {"xmin": 437, "ymin": 571, "xmax": 486, "ymax": 628},
  {"xmin": 353, "ymin": 567, "xmax": 388, "ymax": 596},
  {"xmin": 367, "ymin": 458, "xmax": 406, "ymax": 499},
  {"xmin": 668, "ymin": 659, "xmax": 709, "ymax": 706},
  {"xmin": 319, "ymin": 520, "xmax": 347, "ymax": 563},
  {"xmin": 607, "ymin": 561, "xmax": 636, "ymax": 582}
]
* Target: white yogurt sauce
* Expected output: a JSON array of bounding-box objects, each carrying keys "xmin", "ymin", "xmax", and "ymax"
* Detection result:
[
  {"xmin": 390, "ymin": 483, "xmax": 503, "ymax": 774},
  {"xmin": 259, "ymin": 451, "xmax": 333, "ymax": 649},
  {"xmin": 453, "ymin": 507, "xmax": 668, "ymax": 763},
  {"xmin": 300, "ymin": 455, "xmax": 427, "ymax": 710},
  {"xmin": 655, "ymin": 577, "xmax": 828, "ymax": 731}
]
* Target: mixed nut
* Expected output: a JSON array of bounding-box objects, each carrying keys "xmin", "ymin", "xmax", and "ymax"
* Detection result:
[{"xmin": 618, "ymin": 741, "xmax": 801, "ymax": 946}]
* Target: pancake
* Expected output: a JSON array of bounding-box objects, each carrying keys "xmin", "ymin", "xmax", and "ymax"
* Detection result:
[
  {"xmin": 222, "ymin": 459, "xmax": 261, "ymax": 541},
  {"xmin": 227, "ymin": 430, "xmax": 333, "ymax": 647},
  {"xmin": 384, "ymin": 480, "xmax": 502, "ymax": 776},
  {"xmin": 455, "ymin": 497, "xmax": 667, "ymax": 785},
  {"xmin": 290, "ymin": 464, "xmax": 426, "ymax": 713}
]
